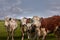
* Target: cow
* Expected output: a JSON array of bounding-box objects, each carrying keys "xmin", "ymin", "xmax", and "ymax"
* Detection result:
[
  {"xmin": 32, "ymin": 16, "xmax": 42, "ymax": 40},
  {"xmin": 20, "ymin": 17, "xmax": 33, "ymax": 40},
  {"xmin": 20, "ymin": 17, "xmax": 27, "ymax": 40},
  {"xmin": 20, "ymin": 17, "xmax": 37, "ymax": 40},
  {"xmin": 5, "ymin": 17, "xmax": 17, "ymax": 40},
  {"xmin": 26, "ymin": 18, "xmax": 40, "ymax": 40},
  {"xmin": 40, "ymin": 15, "xmax": 60, "ymax": 40}
]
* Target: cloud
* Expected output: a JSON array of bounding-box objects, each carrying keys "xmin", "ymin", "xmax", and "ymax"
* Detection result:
[
  {"xmin": 22, "ymin": 8, "xmax": 33, "ymax": 14},
  {"xmin": 43, "ymin": 0, "xmax": 60, "ymax": 17},
  {"xmin": 0, "ymin": 0, "xmax": 22, "ymax": 19},
  {"xmin": 0, "ymin": 0, "xmax": 60, "ymax": 19},
  {"xmin": 0, "ymin": 0, "xmax": 33, "ymax": 19}
]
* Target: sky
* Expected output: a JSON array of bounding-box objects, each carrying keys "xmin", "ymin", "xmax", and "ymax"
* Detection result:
[{"xmin": 0, "ymin": 0, "xmax": 60, "ymax": 19}]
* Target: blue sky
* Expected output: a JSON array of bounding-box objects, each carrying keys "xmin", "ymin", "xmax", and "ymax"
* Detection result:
[{"xmin": 0, "ymin": 0, "xmax": 60, "ymax": 19}]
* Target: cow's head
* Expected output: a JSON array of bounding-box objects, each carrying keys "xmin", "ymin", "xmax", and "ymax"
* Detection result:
[
  {"xmin": 32, "ymin": 16, "xmax": 41, "ymax": 28},
  {"xmin": 5, "ymin": 16, "xmax": 10, "ymax": 21},
  {"xmin": 21, "ymin": 17, "xmax": 27, "ymax": 25},
  {"xmin": 26, "ymin": 18, "xmax": 33, "ymax": 32},
  {"xmin": 5, "ymin": 17, "xmax": 12, "ymax": 27}
]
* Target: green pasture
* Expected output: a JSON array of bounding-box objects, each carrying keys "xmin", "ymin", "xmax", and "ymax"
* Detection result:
[{"xmin": 0, "ymin": 20, "xmax": 57, "ymax": 40}]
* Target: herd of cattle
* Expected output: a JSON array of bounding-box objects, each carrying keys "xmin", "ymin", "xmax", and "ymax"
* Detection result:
[{"xmin": 4, "ymin": 15, "xmax": 60, "ymax": 40}]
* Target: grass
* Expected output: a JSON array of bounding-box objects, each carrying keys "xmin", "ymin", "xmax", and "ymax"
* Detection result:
[{"xmin": 0, "ymin": 20, "xmax": 57, "ymax": 40}]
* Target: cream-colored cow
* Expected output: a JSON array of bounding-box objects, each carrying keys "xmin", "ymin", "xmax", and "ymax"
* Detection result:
[
  {"xmin": 32, "ymin": 16, "xmax": 41, "ymax": 40},
  {"xmin": 5, "ymin": 17, "xmax": 17, "ymax": 40}
]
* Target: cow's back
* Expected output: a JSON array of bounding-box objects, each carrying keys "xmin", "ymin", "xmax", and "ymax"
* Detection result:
[{"xmin": 41, "ymin": 15, "xmax": 60, "ymax": 32}]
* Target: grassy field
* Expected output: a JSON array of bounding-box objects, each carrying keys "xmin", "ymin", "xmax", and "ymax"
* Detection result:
[{"xmin": 0, "ymin": 20, "xmax": 57, "ymax": 40}]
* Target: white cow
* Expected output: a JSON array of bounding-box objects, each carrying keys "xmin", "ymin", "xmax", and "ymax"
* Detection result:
[
  {"xmin": 20, "ymin": 17, "xmax": 27, "ymax": 40},
  {"xmin": 5, "ymin": 17, "xmax": 17, "ymax": 40},
  {"xmin": 32, "ymin": 16, "xmax": 42, "ymax": 40}
]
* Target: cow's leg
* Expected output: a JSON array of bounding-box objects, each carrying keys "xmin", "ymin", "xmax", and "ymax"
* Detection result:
[
  {"xmin": 55, "ymin": 31, "xmax": 59, "ymax": 40},
  {"xmin": 11, "ymin": 30, "xmax": 14, "ymax": 40},
  {"xmin": 7, "ymin": 31, "xmax": 10, "ymax": 40},
  {"xmin": 28, "ymin": 35, "xmax": 30, "ymax": 40},
  {"xmin": 7, "ymin": 31, "xmax": 11, "ymax": 40},
  {"xmin": 21, "ymin": 33, "xmax": 24, "ymax": 40},
  {"xmin": 21, "ymin": 26, "xmax": 25, "ymax": 40},
  {"xmin": 27, "ymin": 32, "xmax": 29, "ymax": 40},
  {"xmin": 42, "ymin": 33, "xmax": 46, "ymax": 40},
  {"xmin": 33, "ymin": 33, "xmax": 37, "ymax": 40},
  {"xmin": 41, "ymin": 28, "xmax": 47, "ymax": 40},
  {"xmin": 55, "ymin": 28, "xmax": 60, "ymax": 40},
  {"xmin": 27, "ymin": 33, "xmax": 33, "ymax": 40},
  {"xmin": 27, "ymin": 33, "xmax": 30, "ymax": 40},
  {"xmin": 35, "ymin": 28, "xmax": 41, "ymax": 40},
  {"xmin": 6, "ymin": 27, "xmax": 10, "ymax": 40},
  {"xmin": 21, "ymin": 28, "xmax": 24, "ymax": 40}
]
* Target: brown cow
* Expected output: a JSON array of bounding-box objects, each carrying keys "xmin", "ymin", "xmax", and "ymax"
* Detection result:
[{"xmin": 40, "ymin": 15, "xmax": 60, "ymax": 40}]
